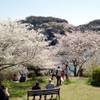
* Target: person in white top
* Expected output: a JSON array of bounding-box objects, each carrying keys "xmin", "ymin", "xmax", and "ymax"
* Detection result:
[
  {"xmin": 45, "ymin": 79, "xmax": 55, "ymax": 99},
  {"xmin": 46, "ymin": 79, "xmax": 55, "ymax": 89}
]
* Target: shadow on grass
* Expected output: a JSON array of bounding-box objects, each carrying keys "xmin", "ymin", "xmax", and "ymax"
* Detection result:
[{"xmin": 63, "ymin": 79, "xmax": 71, "ymax": 85}]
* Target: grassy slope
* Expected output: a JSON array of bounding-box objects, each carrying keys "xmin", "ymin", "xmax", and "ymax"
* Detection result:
[{"xmin": 4, "ymin": 77, "xmax": 100, "ymax": 100}]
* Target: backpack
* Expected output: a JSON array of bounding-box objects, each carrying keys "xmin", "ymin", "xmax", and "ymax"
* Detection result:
[{"xmin": 56, "ymin": 69, "xmax": 61, "ymax": 76}]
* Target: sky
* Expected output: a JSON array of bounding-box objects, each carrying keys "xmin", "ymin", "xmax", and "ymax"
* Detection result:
[{"xmin": 0, "ymin": 0, "xmax": 100, "ymax": 25}]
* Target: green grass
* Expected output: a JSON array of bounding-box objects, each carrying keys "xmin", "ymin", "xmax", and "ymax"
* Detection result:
[
  {"xmin": 3, "ymin": 77, "xmax": 100, "ymax": 100},
  {"xmin": 3, "ymin": 76, "xmax": 48, "ymax": 98}
]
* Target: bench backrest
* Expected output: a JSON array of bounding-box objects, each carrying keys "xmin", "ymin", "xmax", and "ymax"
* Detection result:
[{"xmin": 28, "ymin": 87, "xmax": 60, "ymax": 96}]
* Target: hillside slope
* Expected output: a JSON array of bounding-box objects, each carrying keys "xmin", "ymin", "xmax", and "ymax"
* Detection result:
[{"xmin": 77, "ymin": 19, "xmax": 100, "ymax": 32}]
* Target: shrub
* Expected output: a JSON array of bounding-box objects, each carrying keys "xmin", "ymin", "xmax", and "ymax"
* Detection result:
[{"xmin": 90, "ymin": 67, "xmax": 100, "ymax": 86}]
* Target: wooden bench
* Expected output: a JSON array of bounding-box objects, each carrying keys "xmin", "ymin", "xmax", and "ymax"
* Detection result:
[{"xmin": 27, "ymin": 87, "xmax": 60, "ymax": 100}]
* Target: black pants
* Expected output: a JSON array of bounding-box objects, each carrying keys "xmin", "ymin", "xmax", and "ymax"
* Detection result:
[
  {"xmin": 65, "ymin": 74, "xmax": 69, "ymax": 80},
  {"xmin": 56, "ymin": 76, "xmax": 61, "ymax": 86}
]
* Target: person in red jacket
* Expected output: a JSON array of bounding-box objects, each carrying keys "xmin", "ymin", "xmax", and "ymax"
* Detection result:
[{"xmin": 61, "ymin": 67, "xmax": 64, "ymax": 81}]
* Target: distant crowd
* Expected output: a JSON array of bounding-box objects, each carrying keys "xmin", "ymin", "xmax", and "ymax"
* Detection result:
[{"xmin": 49, "ymin": 63, "xmax": 69, "ymax": 86}]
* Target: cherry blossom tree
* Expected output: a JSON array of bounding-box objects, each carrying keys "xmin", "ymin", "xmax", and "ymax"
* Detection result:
[
  {"xmin": 0, "ymin": 21, "xmax": 48, "ymax": 71},
  {"xmin": 57, "ymin": 31, "xmax": 100, "ymax": 76}
]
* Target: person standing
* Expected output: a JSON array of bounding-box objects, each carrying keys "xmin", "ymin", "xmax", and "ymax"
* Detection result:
[
  {"xmin": 56, "ymin": 66, "xmax": 62, "ymax": 86},
  {"xmin": 51, "ymin": 68, "xmax": 56, "ymax": 80},
  {"xmin": 64, "ymin": 63, "xmax": 69, "ymax": 80},
  {"xmin": 61, "ymin": 69, "xmax": 64, "ymax": 81}
]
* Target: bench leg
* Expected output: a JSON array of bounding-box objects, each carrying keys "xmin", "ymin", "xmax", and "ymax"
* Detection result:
[
  {"xmin": 32, "ymin": 96, "xmax": 35, "ymax": 100},
  {"xmin": 58, "ymin": 94, "xmax": 60, "ymax": 100},
  {"xmin": 56, "ymin": 94, "xmax": 60, "ymax": 100},
  {"xmin": 44, "ymin": 95, "xmax": 46, "ymax": 100},
  {"xmin": 50, "ymin": 95, "xmax": 53, "ymax": 100},
  {"xmin": 39, "ymin": 95, "xmax": 42, "ymax": 100},
  {"xmin": 27, "ymin": 96, "xmax": 29, "ymax": 100}
]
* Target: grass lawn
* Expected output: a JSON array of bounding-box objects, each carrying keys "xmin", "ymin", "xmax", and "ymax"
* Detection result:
[
  {"xmin": 3, "ymin": 76, "xmax": 48, "ymax": 100},
  {"xmin": 61, "ymin": 77, "xmax": 100, "ymax": 100},
  {"xmin": 3, "ymin": 76, "xmax": 100, "ymax": 100}
]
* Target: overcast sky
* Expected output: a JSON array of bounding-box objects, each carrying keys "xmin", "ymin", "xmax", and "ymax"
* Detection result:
[{"xmin": 0, "ymin": 0, "xmax": 100, "ymax": 25}]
